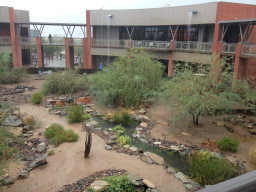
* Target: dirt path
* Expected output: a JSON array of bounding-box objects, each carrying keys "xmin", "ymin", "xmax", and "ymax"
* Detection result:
[{"xmin": 4, "ymin": 104, "xmax": 185, "ymax": 192}]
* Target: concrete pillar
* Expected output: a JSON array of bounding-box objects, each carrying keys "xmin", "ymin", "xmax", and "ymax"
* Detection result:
[
  {"xmin": 233, "ymin": 43, "xmax": 243, "ymax": 80},
  {"xmin": 9, "ymin": 7, "xmax": 22, "ymax": 68},
  {"xmin": 168, "ymin": 41, "xmax": 175, "ymax": 77},
  {"xmin": 86, "ymin": 10, "xmax": 92, "ymax": 69},
  {"xmin": 65, "ymin": 38, "xmax": 74, "ymax": 68},
  {"xmin": 36, "ymin": 37, "xmax": 44, "ymax": 68}
]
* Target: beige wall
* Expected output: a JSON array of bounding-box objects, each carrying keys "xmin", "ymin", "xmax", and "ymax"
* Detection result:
[
  {"xmin": 94, "ymin": 26, "xmax": 119, "ymax": 39},
  {"xmin": 15, "ymin": 10, "xmax": 30, "ymax": 23},
  {"xmin": 91, "ymin": 47, "xmax": 128, "ymax": 56},
  {"xmin": 90, "ymin": 2, "xmax": 217, "ymax": 26},
  {"xmin": 0, "ymin": 6, "xmax": 9, "ymax": 23}
]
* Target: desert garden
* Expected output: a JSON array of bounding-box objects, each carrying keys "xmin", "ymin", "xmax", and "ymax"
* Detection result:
[{"xmin": 0, "ymin": 48, "xmax": 256, "ymax": 192}]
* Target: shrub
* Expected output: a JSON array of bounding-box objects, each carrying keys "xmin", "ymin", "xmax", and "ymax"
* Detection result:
[
  {"xmin": 82, "ymin": 113, "xmax": 91, "ymax": 121},
  {"xmin": 116, "ymin": 135, "xmax": 132, "ymax": 146},
  {"xmin": 113, "ymin": 125, "xmax": 125, "ymax": 132},
  {"xmin": 44, "ymin": 123, "xmax": 79, "ymax": 146},
  {"xmin": 112, "ymin": 111, "xmax": 134, "ymax": 125},
  {"xmin": 101, "ymin": 174, "xmax": 145, "ymax": 192},
  {"xmin": 47, "ymin": 149, "xmax": 55, "ymax": 156},
  {"xmin": 53, "ymin": 104, "xmax": 63, "ymax": 110},
  {"xmin": 189, "ymin": 150, "xmax": 236, "ymax": 186},
  {"xmin": 65, "ymin": 104, "xmax": 86, "ymax": 123},
  {"xmin": 89, "ymin": 48, "xmax": 164, "ymax": 108},
  {"xmin": 217, "ymin": 137, "xmax": 239, "ymax": 152},
  {"xmin": 42, "ymin": 70, "xmax": 88, "ymax": 95},
  {"xmin": 249, "ymin": 144, "xmax": 256, "ymax": 168},
  {"xmin": 31, "ymin": 92, "xmax": 43, "ymax": 104}
]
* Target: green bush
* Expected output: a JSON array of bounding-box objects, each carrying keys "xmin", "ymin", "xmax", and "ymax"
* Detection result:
[
  {"xmin": 116, "ymin": 135, "xmax": 132, "ymax": 146},
  {"xmin": 31, "ymin": 92, "xmax": 43, "ymax": 104},
  {"xmin": 189, "ymin": 150, "xmax": 236, "ymax": 186},
  {"xmin": 217, "ymin": 137, "xmax": 239, "ymax": 152},
  {"xmin": 113, "ymin": 111, "xmax": 134, "ymax": 125},
  {"xmin": 82, "ymin": 113, "xmax": 91, "ymax": 121},
  {"xmin": 113, "ymin": 125, "xmax": 125, "ymax": 132},
  {"xmin": 65, "ymin": 104, "xmax": 86, "ymax": 123},
  {"xmin": 47, "ymin": 149, "xmax": 55, "ymax": 156},
  {"xmin": 44, "ymin": 123, "xmax": 79, "ymax": 146},
  {"xmin": 42, "ymin": 70, "xmax": 88, "ymax": 95},
  {"xmin": 101, "ymin": 174, "xmax": 145, "ymax": 192},
  {"xmin": 89, "ymin": 48, "xmax": 164, "ymax": 108}
]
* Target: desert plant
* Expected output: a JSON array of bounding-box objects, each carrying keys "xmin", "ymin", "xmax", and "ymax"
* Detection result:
[
  {"xmin": 82, "ymin": 113, "xmax": 91, "ymax": 121},
  {"xmin": 31, "ymin": 92, "xmax": 43, "ymax": 104},
  {"xmin": 113, "ymin": 125, "xmax": 125, "ymax": 132},
  {"xmin": 47, "ymin": 149, "xmax": 55, "ymax": 156},
  {"xmin": 249, "ymin": 144, "xmax": 256, "ymax": 168},
  {"xmin": 101, "ymin": 174, "xmax": 145, "ymax": 192},
  {"xmin": 89, "ymin": 48, "xmax": 164, "ymax": 108},
  {"xmin": 189, "ymin": 150, "xmax": 236, "ymax": 186},
  {"xmin": 112, "ymin": 111, "xmax": 134, "ymax": 125},
  {"xmin": 116, "ymin": 135, "xmax": 132, "ymax": 146},
  {"xmin": 217, "ymin": 137, "xmax": 239, "ymax": 152},
  {"xmin": 53, "ymin": 104, "xmax": 63, "ymax": 110},
  {"xmin": 42, "ymin": 70, "xmax": 88, "ymax": 95},
  {"xmin": 44, "ymin": 123, "xmax": 79, "ymax": 146},
  {"xmin": 65, "ymin": 104, "xmax": 86, "ymax": 123}
]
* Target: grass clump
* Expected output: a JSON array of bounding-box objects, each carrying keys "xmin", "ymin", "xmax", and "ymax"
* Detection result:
[
  {"xmin": 31, "ymin": 92, "xmax": 43, "ymax": 104},
  {"xmin": 217, "ymin": 137, "xmax": 239, "ymax": 153},
  {"xmin": 248, "ymin": 144, "xmax": 256, "ymax": 168},
  {"xmin": 44, "ymin": 123, "xmax": 79, "ymax": 146},
  {"xmin": 112, "ymin": 111, "xmax": 134, "ymax": 125},
  {"xmin": 189, "ymin": 150, "xmax": 236, "ymax": 186},
  {"xmin": 47, "ymin": 149, "xmax": 55, "ymax": 156},
  {"xmin": 42, "ymin": 70, "xmax": 88, "ymax": 95},
  {"xmin": 101, "ymin": 174, "xmax": 145, "ymax": 192},
  {"xmin": 113, "ymin": 125, "xmax": 125, "ymax": 132},
  {"xmin": 65, "ymin": 104, "xmax": 86, "ymax": 123},
  {"xmin": 89, "ymin": 48, "xmax": 163, "ymax": 108},
  {"xmin": 116, "ymin": 135, "xmax": 132, "ymax": 146}
]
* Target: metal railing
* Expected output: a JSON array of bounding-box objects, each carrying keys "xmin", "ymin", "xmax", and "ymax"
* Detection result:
[
  {"xmin": 174, "ymin": 41, "xmax": 213, "ymax": 53},
  {"xmin": 91, "ymin": 39, "xmax": 129, "ymax": 47},
  {"xmin": 69, "ymin": 38, "xmax": 83, "ymax": 46},
  {"xmin": 221, "ymin": 43, "xmax": 237, "ymax": 54},
  {"xmin": 0, "ymin": 36, "xmax": 11, "ymax": 45},
  {"xmin": 21, "ymin": 37, "xmax": 37, "ymax": 46},
  {"xmin": 133, "ymin": 40, "xmax": 170, "ymax": 49},
  {"xmin": 241, "ymin": 44, "xmax": 256, "ymax": 57},
  {"xmin": 41, "ymin": 37, "xmax": 65, "ymax": 46}
]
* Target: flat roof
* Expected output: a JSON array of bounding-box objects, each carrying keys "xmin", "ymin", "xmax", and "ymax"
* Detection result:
[
  {"xmin": 219, "ymin": 18, "xmax": 256, "ymax": 24},
  {"xmin": 15, "ymin": 22, "xmax": 86, "ymax": 26}
]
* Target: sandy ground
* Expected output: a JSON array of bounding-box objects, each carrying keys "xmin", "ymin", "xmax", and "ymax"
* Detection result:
[{"xmin": 3, "ymin": 104, "xmax": 186, "ymax": 192}]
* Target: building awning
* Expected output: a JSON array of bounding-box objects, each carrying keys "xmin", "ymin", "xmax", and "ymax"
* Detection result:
[{"xmin": 218, "ymin": 18, "xmax": 256, "ymax": 24}]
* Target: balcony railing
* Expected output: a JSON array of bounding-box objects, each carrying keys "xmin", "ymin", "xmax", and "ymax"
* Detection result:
[
  {"xmin": 0, "ymin": 36, "xmax": 11, "ymax": 45},
  {"xmin": 91, "ymin": 39, "xmax": 129, "ymax": 47},
  {"xmin": 41, "ymin": 37, "xmax": 65, "ymax": 46},
  {"xmin": 174, "ymin": 41, "xmax": 213, "ymax": 53},
  {"xmin": 221, "ymin": 43, "xmax": 236, "ymax": 54},
  {"xmin": 69, "ymin": 38, "xmax": 83, "ymax": 46},
  {"xmin": 241, "ymin": 44, "xmax": 256, "ymax": 57},
  {"xmin": 133, "ymin": 40, "xmax": 170, "ymax": 49},
  {"xmin": 21, "ymin": 37, "xmax": 37, "ymax": 46}
]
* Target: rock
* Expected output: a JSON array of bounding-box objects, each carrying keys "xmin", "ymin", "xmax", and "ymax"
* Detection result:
[
  {"xmin": 159, "ymin": 145, "xmax": 169, "ymax": 150},
  {"xmin": 36, "ymin": 143, "xmax": 46, "ymax": 152},
  {"xmin": 216, "ymin": 121, "xmax": 224, "ymax": 126},
  {"xmin": 140, "ymin": 138, "xmax": 147, "ymax": 143},
  {"xmin": 174, "ymin": 172, "xmax": 191, "ymax": 184},
  {"xmin": 170, "ymin": 145, "xmax": 180, "ymax": 152},
  {"xmin": 248, "ymin": 124, "xmax": 254, "ymax": 129},
  {"xmin": 154, "ymin": 141, "xmax": 161, "ymax": 145},
  {"xmin": 167, "ymin": 167, "xmax": 176, "ymax": 174},
  {"xmin": 86, "ymin": 121, "xmax": 99, "ymax": 129},
  {"xmin": 109, "ymin": 135, "xmax": 117, "ymax": 140},
  {"xmin": 46, "ymin": 98, "xmax": 56, "ymax": 105},
  {"xmin": 23, "ymin": 133, "xmax": 33, "ymax": 137},
  {"xmin": 127, "ymin": 173, "xmax": 143, "ymax": 186},
  {"xmin": 227, "ymin": 156, "xmax": 239, "ymax": 165},
  {"xmin": 249, "ymin": 129, "xmax": 256, "ymax": 135},
  {"xmin": 140, "ymin": 122, "xmax": 148, "ymax": 128},
  {"xmin": 136, "ymin": 115, "xmax": 149, "ymax": 122},
  {"xmin": 143, "ymin": 152, "xmax": 165, "ymax": 165},
  {"xmin": 191, "ymin": 182, "xmax": 201, "ymax": 189},
  {"xmin": 129, "ymin": 146, "xmax": 137, "ymax": 152},
  {"xmin": 22, "ymin": 116, "xmax": 35, "ymax": 126},
  {"xmin": 136, "ymin": 127, "xmax": 143, "ymax": 131},
  {"xmin": 210, "ymin": 152, "xmax": 224, "ymax": 159},
  {"xmin": 138, "ymin": 109, "xmax": 146, "ymax": 114},
  {"xmin": 17, "ymin": 170, "xmax": 29, "ymax": 179},
  {"xmin": 25, "ymin": 154, "xmax": 48, "ymax": 171},
  {"xmin": 75, "ymin": 97, "xmax": 92, "ymax": 105},
  {"xmin": 105, "ymin": 145, "xmax": 112, "ymax": 150},
  {"xmin": 224, "ymin": 124, "xmax": 233, "ymax": 133},
  {"xmin": 3, "ymin": 115, "xmax": 22, "ymax": 127},
  {"xmin": 184, "ymin": 184, "xmax": 193, "ymax": 190},
  {"xmin": 141, "ymin": 155, "xmax": 154, "ymax": 164},
  {"xmin": 90, "ymin": 180, "xmax": 109, "ymax": 192},
  {"xmin": 3, "ymin": 177, "xmax": 14, "ymax": 185},
  {"xmin": 9, "ymin": 127, "xmax": 23, "ymax": 137},
  {"xmin": 143, "ymin": 179, "xmax": 156, "ymax": 188}
]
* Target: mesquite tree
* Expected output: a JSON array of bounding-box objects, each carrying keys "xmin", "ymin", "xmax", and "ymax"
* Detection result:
[{"xmin": 83, "ymin": 122, "xmax": 92, "ymax": 158}]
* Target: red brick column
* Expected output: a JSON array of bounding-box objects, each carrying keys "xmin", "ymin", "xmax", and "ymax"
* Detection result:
[
  {"xmin": 86, "ymin": 10, "xmax": 92, "ymax": 69},
  {"xmin": 233, "ymin": 43, "xmax": 243, "ymax": 80},
  {"xmin": 36, "ymin": 37, "xmax": 44, "ymax": 68},
  {"xmin": 65, "ymin": 38, "xmax": 74, "ymax": 68},
  {"xmin": 9, "ymin": 7, "xmax": 22, "ymax": 68},
  {"xmin": 82, "ymin": 38, "xmax": 88, "ymax": 69},
  {"xmin": 168, "ymin": 41, "xmax": 175, "ymax": 77}
]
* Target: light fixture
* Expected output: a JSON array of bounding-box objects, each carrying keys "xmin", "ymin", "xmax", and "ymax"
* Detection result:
[
  {"xmin": 108, "ymin": 14, "xmax": 113, "ymax": 18},
  {"xmin": 192, "ymin": 10, "xmax": 197, "ymax": 14}
]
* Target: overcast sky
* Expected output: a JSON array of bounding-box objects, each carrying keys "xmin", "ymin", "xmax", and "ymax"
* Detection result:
[{"xmin": 1, "ymin": 0, "xmax": 256, "ymax": 37}]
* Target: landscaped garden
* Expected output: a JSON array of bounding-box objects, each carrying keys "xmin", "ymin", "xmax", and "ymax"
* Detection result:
[{"xmin": 0, "ymin": 49, "xmax": 256, "ymax": 192}]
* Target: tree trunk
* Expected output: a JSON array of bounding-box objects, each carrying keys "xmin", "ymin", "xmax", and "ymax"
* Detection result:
[{"xmin": 83, "ymin": 122, "xmax": 92, "ymax": 158}]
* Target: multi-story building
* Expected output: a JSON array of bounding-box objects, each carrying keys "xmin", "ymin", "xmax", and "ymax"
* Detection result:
[{"xmin": 1, "ymin": 2, "xmax": 256, "ymax": 80}]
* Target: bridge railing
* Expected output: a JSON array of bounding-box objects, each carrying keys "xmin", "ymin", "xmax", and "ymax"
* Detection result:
[
  {"xmin": 69, "ymin": 38, "xmax": 83, "ymax": 46},
  {"xmin": 41, "ymin": 37, "xmax": 65, "ymax": 46},
  {"xmin": 174, "ymin": 41, "xmax": 213, "ymax": 53},
  {"xmin": 221, "ymin": 43, "xmax": 237, "ymax": 54},
  {"xmin": 0, "ymin": 36, "xmax": 11, "ymax": 45},
  {"xmin": 241, "ymin": 44, "xmax": 256, "ymax": 57},
  {"xmin": 91, "ymin": 39, "xmax": 129, "ymax": 47},
  {"xmin": 133, "ymin": 40, "xmax": 170, "ymax": 49}
]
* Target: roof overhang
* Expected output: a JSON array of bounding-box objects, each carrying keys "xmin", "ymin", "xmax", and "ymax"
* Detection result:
[{"xmin": 218, "ymin": 18, "xmax": 256, "ymax": 25}]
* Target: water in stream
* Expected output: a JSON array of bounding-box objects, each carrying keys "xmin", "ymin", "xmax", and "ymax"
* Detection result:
[{"xmin": 93, "ymin": 117, "xmax": 190, "ymax": 174}]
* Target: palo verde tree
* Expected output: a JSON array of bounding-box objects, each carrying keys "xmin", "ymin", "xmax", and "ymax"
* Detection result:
[{"xmin": 160, "ymin": 57, "xmax": 242, "ymax": 125}]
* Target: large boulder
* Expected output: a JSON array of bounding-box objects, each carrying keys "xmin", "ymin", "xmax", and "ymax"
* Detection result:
[
  {"xmin": 3, "ymin": 115, "xmax": 22, "ymax": 127},
  {"xmin": 127, "ymin": 173, "xmax": 143, "ymax": 186},
  {"xmin": 143, "ymin": 152, "xmax": 165, "ymax": 165},
  {"xmin": 90, "ymin": 180, "xmax": 109, "ymax": 192},
  {"xmin": 36, "ymin": 143, "xmax": 46, "ymax": 152},
  {"xmin": 143, "ymin": 179, "xmax": 156, "ymax": 189},
  {"xmin": 25, "ymin": 154, "xmax": 48, "ymax": 172},
  {"xmin": 17, "ymin": 170, "xmax": 30, "ymax": 179},
  {"xmin": 22, "ymin": 115, "xmax": 35, "ymax": 126},
  {"xmin": 174, "ymin": 172, "xmax": 191, "ymax": 184}
]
